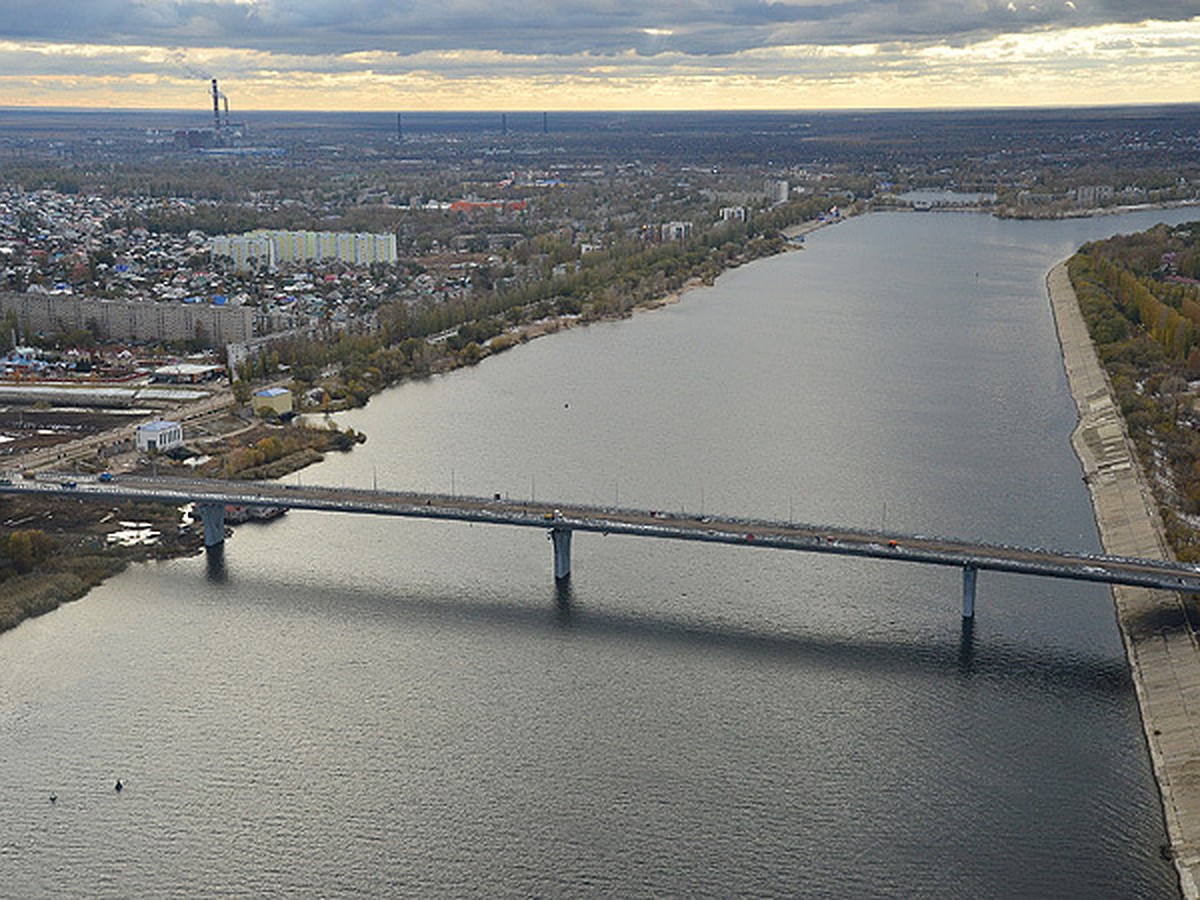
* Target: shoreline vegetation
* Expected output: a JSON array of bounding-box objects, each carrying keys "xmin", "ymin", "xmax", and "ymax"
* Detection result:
[
  {"xmin": 0, "ymin": 200, "xmax": 845, "ymax": 634},
  {"xmin": 0, "ymin": 201, "xmax": 1189, "ymax": 639},
  {"xmin": 1048, "ymin": 260, "xmax": 1200, "ymax": 896},
  {"xmin": 227, "ymin": 197, "xmax": 843, "ymax": 414},
  {"xmin": 1065, "ymin": 223, "xmax": 1200, "ymax": 562},
  {"xmin": 0, "ymin": 497, "xmax": 206, "ymax": 632}
]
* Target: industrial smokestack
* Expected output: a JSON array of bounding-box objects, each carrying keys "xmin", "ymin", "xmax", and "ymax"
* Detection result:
[
  {"xmin": 396, "ymin": 112, "xmax": 403, "ymax": 142},
  {"xmin": 542, "ymin": 112, "xmax": 548, "ymax": 135},
  {"xmin": 211, "ymin": 79, "xmax": 221, "ymax": 131}
]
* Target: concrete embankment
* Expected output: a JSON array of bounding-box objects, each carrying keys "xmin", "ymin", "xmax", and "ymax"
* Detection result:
[{"xmin": 1048, "ymin": 260, "xmax": 1200, "ymax": 897}]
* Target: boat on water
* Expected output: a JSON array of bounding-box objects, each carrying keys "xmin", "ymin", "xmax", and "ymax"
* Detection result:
[{"xmin": 223, "ymin": 505, "xmax": 287, "ymax": 524}]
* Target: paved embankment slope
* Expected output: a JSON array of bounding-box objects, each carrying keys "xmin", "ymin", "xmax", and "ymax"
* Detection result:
[{"xmin": 1049, "ymin": 261, "xmax": 1200, "ymax": 896}]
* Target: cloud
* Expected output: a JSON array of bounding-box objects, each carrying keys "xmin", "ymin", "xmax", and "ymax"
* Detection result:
[
  {"xmin": 0, "ymin": 2, "xmax": 1198, "ymax": 111},
  {"xmin": 2, "ymin": 0, "xmax": 1199, "ymax": 58},
  {"xmin": 1, "ymin": 16, "xmax": 1197, "ymax": 113}
]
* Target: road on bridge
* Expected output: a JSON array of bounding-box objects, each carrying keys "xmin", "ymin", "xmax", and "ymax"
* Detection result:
[{"xmin": 7, "ymin": 472, "xmax": 1200, "ymax": 595}]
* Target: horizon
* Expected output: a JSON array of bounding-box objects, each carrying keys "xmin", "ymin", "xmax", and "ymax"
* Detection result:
[
  {"xmin": 3, "ymin": 100, "xmax": 1199, "ymax": 117},
  {"xmin": 2, "ymin": 7, "xmax": 1198, "ymax": 113}
]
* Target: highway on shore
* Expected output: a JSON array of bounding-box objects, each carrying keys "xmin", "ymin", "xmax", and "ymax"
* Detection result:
[{"xmin": 7, "ymin": 472, "xmax": 1200, "ymax": 595}]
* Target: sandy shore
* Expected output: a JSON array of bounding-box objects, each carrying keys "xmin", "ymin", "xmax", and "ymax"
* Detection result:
[{"xmin": 1048, "ymin": 260, "xmax": 1200, "ymax": 897}]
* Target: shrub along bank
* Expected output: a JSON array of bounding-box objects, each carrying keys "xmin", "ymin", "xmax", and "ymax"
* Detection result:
[{"xmin": 1069, "ymin": 221, "xmax": 1200, "ymax": 560}]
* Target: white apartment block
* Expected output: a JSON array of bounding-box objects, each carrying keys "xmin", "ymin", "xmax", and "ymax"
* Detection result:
[
  {"xmin": 212, "ymin": 230, "xmax": 399, "ymax": 271},
  {"xmin": 661, "ymin": 221, "xmax": 693, "ymax": 242},
  {"xmin": 1073, "ymin": 185, "xmax": 1115, "ymax": 209},
  {"xmin": 765, "ymin": 179, "xmax": 790, "ymax": 204},
  {"xmin": 211, "ymin": 233, "xmax": 274, "ymax": 270}
]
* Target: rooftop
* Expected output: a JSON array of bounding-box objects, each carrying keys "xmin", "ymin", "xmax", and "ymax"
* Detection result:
[{"xmin": 138, "ymin": 419, "xmax": 180, "ymax": 433}]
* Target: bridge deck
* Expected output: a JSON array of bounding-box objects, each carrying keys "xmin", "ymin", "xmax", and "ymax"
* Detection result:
[{"xmin": 6, "ymin": 474, "xmax": 1200, "ymax": 594}]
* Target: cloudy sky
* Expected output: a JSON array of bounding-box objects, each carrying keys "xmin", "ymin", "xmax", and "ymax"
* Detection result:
[{"xmin": 2, "ymin": 0, "xmax": 1198, "ymax": 111}]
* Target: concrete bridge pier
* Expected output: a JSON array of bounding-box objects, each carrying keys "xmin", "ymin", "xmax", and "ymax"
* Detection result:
[
  {"xmin": 551, "ymin": 528, "xmax": 572, "ymax": 580},
  {"xmin": 962, "ymin": 564, "xmax": 978, "ymax": 619},
  {"xmin": 197, "ymin": 502, "xmax": 226, "ymax": 549}
]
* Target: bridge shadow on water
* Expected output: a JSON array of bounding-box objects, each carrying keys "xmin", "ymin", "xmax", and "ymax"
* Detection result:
[
  {"xmin": 200, "ymin": 565, "xmax": 1130, "ymax": 697},
  {"xmin": 543, "ymin": 579, "xmax": 1128, "ymax": 696},
  {"xmin": 198, "ymin": 552, "xmax": 1129, "ymax": 695}
]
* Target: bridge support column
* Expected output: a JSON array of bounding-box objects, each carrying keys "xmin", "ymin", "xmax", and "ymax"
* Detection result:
[
  {"xmin": 197, "ymin": 502, "xmax": 226, "ymax": 549},
  {"xmin": 962, "ymin": 564, "xmax": 977, "ymax": 619},
  {"xmin": 551, "ymin": 528, "xmax": 572, "ymax": 581}
]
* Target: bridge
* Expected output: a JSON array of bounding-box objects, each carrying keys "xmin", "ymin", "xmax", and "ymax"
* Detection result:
[{"xmin": 5, "ymin": 473, "xmax": 1200, "ymax": 619}]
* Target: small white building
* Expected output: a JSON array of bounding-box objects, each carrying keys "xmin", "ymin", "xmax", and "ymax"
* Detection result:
[
  {"xmin": 136, "ymin": 419, "xmax": 183, "ymax": 453},
  {"xmin": 152, "ymin": 363, "xmax": 224, "ymax": 384}
]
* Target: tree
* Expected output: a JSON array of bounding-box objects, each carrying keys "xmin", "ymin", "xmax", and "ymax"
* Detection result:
[{"xmin": 0, "ymin": 529, "xmax": 55, "ymax": 578}]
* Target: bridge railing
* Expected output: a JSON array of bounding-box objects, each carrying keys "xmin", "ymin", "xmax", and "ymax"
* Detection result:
[{"xmin": 5, "ymin": 473, "xmax": 1200, "ymax": 616}]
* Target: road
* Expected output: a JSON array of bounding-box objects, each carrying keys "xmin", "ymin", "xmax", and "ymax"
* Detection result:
[{"xmin": 7, "ymin": 473, "xmax": 1200, "ymax": 595}]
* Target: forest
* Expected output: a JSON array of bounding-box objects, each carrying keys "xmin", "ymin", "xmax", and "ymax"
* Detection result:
[{"xmin": 1069, "ymin": 221, "xmax": 1200, "ymax": 559}]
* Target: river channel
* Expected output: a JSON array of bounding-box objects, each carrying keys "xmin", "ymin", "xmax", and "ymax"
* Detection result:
[{"xmin": 4, "ymin": 208, "xmax": 1199, "ymax": 897}]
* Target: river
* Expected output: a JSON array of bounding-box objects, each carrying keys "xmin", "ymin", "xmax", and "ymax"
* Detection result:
[{"xmin": 3, "ymin": 208, "xmax": 1198, "ymax": 897}]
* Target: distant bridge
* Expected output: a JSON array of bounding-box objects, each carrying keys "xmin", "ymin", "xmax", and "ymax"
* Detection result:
[{"xmin": 5, "ymin": 473, "xmax": 1200, "ymax": 619}]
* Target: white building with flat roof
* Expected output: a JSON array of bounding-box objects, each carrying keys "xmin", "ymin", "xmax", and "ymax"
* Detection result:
[
  {"xmin": 135, "ymin": 419, "xmax": 183, "ymax": 453},
  {"xmin": 661, "ymin": 221, "xmax": 693, "ymax": 242}
]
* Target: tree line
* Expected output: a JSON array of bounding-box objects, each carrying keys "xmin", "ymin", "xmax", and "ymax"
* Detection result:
[
  {"xmin": 1069, "ymin": 221, "xmax": 1200, "ymax": 559},
  {"xmin": 236, "ymin": 193, "xmax": 846, "ymax": 408}
]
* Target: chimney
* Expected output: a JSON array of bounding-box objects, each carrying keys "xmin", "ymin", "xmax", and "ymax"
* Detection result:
[{"xmin": 211, "ymin": 79, "xmax": 221, "ymax": 131}]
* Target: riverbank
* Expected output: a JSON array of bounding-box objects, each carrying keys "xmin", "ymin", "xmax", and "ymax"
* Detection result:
[
  {"xmin": 0, "ymin": 492, "xmax": 202, "ymax": 631},
  {"xmin": 1048, "ymin": 260, "xmax": 1200, "ymax": 897},
  {"xmin": 0, "ymin": 214, "xmax": 839, "ymax": 635},
  {"xmin": 0, "ymin": 413, "xmax": 364, "ymax": 634},
  {"xmin": 465, "ymin": 216, "xmax": 843, "ymax": 360}
]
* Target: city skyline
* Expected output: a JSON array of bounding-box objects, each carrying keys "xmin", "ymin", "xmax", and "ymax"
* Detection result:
[{"xmin": 1, "ymin": 1, "xmax": 1198, "ymax": 112}]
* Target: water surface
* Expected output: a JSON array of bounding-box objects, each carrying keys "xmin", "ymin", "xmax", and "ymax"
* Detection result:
[{"xmin": 4, "ymin": 208, "xmax": 1197, "ymax": 897}]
